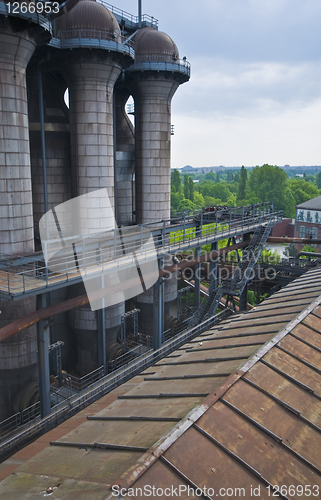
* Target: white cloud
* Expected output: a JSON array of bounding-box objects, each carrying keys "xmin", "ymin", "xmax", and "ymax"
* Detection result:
[
  {"xmin": 171, "ymin": 97, "xmax": 321, "ymax": 168},
  {"xmin": 117, "ymin": 0, "xmax": 321, "ymax": 166}
]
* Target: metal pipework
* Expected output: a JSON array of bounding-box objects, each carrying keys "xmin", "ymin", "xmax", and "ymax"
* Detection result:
[
  {"xmin": 267, "ymin": 237, "xmax": 321, "ymax": 244},
  {"xmin": 0, "ymin": 240, "xmax": 248, "ymax": 343},
  {"xmin": 295, "ymin": 251, "xmax": 321, "ymax": 261},
  {"xmin": 138, "ymin": 0, "xmax": 142, "ymax": 28}
]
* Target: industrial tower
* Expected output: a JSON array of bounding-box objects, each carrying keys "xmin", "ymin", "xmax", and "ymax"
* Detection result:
[{"xmin": 0, "ymin": 0, "xmax": 190, "ymax": 419}]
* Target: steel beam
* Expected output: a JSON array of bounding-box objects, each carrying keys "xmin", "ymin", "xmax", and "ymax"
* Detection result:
[
  {"xmin": 97, "ymin": 296, "xmax": 107, "ymax": 375},
  {"xmin": 209, "ymin": 241, "xmax": 217, "ymax": 294},
  {"xmin": 194, "ymin": 246, "xmax": 201, "ymax": 310},
  {"xmin": 153, "ymin": 262, "xmax": 164, "ymax": 350},
  {"xmin": 36, "ymin": 293, "xmax": 51, "ymax": 418}
]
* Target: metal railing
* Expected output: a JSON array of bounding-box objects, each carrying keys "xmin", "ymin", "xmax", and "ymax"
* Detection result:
[
  {"xmin": 0, "ymin": 205, "xmax": 283, "ymax": 299},
  {"xmin": 108, "ymin": 344, "xmax": 143, "ymax": 372},
  {"xmin": 63, "ymin": 366, "xmax": 105, "ymax": 393},
  {"xmin": 126, "ymin": 59, "xmax": 191, "ymax": 78},
  {"xmin": 0, "ymin": 308, "xmax": 232, "ymax": 460},
  {"xmin": 98, "ymin": 1, "xmax": 158, "ymax": 29},
  {"xmin": 50, "ymin": 29, "xmax": 135, "ymax": 57},
  {"xmin": 0, "ymin": 1, "xmax": 52, "ymax": 33}
]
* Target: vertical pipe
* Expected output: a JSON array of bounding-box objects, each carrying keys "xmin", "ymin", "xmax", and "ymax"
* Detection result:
[
  {"xmin": 37, "ymin": 61, "xmax": 48, "ymax": 215},
  {"xmin": 138, "ymin": 0, "xmax": 142, "ymax": 28},
  {"xmin": 209, "ymin": 241, "xmax": 217, "ymax": 294},
  {"xmin": 97, "ymin": 293, "xmax": 107, "ymax": 375},
  {"xmin": 194, "ymin": 246, "xmax": 201, "ymax": 310},
  {"xmin": 37, "ymin": 293, "xmax": 51, "ymax": 418},
  {"xmin": 153, "ymin": 261, "xmax": 164, "ymax": 350},
  {"xmin": 113, "ymin": 91, "xmax": 118, "ymax": 224}
]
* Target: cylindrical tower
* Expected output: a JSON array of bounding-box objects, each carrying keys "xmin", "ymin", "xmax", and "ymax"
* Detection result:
[
  {"xmin": 56, "ymin": 0, "xmax": 133, "ymax": 371},
  {"xmin": 0, "ymin": 13, "xmax": 50, "ymax": 419},
  {"xmin": 0, "ymin": 21, "xmax": 36, "ymax": 255},
  {"xmin": 127, "ymin": 27, "xmax": 190, "ymax": 335}
]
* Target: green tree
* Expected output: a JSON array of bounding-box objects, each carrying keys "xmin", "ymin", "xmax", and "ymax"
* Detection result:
[
  {"xmin": 247, "ymin": 164, "xmax": 288, "ymax": 211},
  {"xmin": 171, "ymin": 169, "xmax": 181, "ymax": 192},
  {"xmin": 316, "ymin": 171, "xmax": 321, "ymax": 189},
  {"xmin": 237, "ymin": 166, "xmax": 247, "ymax": 201},
  {"xmin": 184, "ymin": 174, "xmax": 189, "ymax": 199},
  {"xmin": 288, "ymin": 178, "xmax": 319, "ymax": 206},
  {"xmin": 204, "ymin": 196, "xmax": 223, "ymax": 206},
  {"xmin": 171, "ymin": 191, "xmax": 184, "ymax": 212},
  {"xmin": 188, "ymin": 177, "xmax": 194, "ymax": 201},
  {"xmin": 200, "ymin": 182, "xmax": 231, "ymax": 203},
  {"xmin": 193, "ymin": 192, "xmax": 205, "ymax": 209},
  {"xmin": 204, "ymin": 171, "xmax": 216, "ymax": 181},
  {"xmin": 177, "ymin": 199, "xmax": 196, "ymax": 214}
]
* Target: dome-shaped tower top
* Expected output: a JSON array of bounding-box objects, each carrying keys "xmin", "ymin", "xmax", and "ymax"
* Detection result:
[
  {"xmin": 64, "ymin": 0, "xmax": 121, "ymax": 39},
  {"xmin": 134, "ymin": 27, "xmax": 179, "ymax": 63}
]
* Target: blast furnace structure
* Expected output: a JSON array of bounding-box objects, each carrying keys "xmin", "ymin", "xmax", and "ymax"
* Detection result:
[{"xmin": 0, "ymin": 0, "xmax": 190, "ymax": 419}]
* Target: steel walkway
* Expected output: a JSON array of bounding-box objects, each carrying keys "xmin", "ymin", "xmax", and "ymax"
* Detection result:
[{"xmin": 0, "ymin": 205, "xmax": 282, "ymax": 300}]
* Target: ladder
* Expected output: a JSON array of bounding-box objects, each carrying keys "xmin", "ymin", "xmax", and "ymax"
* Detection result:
[{"xmin": 188, "ymin": 219, "xmax": 275, "ymax": 327}]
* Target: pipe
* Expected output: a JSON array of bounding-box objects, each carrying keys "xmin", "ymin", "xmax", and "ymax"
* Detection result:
[
  {"xmin": 267, "ymin": 237, "xmax": 321, "ymax": 244},
  {"xmin": 138, "ymin": 0, "xmax": 142, "ymax": 28},
  {"xmin": 295, "ymin": 251, "xmax": 321, "ymax": 261},
  {"xmin": 0, "ymin": 240, "xmax": 248, "ymax": 342},
  {"xmin": 37, "ymin": 57, "xmax": 49, "ymax": 216}
]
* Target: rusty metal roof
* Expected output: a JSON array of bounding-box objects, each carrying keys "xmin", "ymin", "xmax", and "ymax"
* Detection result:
[{"xmin": 1, "ymin": 267, "xmax": 321, "ymax": 498}]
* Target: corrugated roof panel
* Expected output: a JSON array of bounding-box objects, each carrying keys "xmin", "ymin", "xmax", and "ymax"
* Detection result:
[
  {"xmin": 195, "ymin": 401, "xmax": 320, "ymax": 488},
  {"xmin": 243, "ymin": 362, "xmax": 321, "ymax": 428},
  {"xmin": 262, "ymin": 349, "xmax": 321, "ymax": 397},
  {"xmin": 1, "ymin": 269, "xmax": 321, "ymax": 498}
]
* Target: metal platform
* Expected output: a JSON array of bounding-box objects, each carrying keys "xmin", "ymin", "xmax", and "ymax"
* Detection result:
[{"xmin": 0, "ymin": 205, "xmax": 282, "ymax": 301}]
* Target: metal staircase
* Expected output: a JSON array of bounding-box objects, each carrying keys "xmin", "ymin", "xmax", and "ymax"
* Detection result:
[{"xmin": 188, "ymin": 219, "xmax": 275, "ymax": 327}]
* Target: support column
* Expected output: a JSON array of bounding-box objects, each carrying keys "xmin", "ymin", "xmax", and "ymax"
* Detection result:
[
  {"xmin": 239, "ymin": 284, "xmax": 248, "ymax": 312},
  {"xmin": 97, "ymin": 303, "xmax": 107, "ymax": 375},
  {"xmin": 153, "ymin": 266, "xmax": 164, "ymax": 350},
  {"xmin": 194, "ymin": 247, "xmax": 201, "ymax": 310},
  {"xmin": 37, "ymin": 294, "xmax": 51, "ymax": 418},
  {"xmin": 209, "ymin": 242, "xmax": 218, "ymax": 294}
]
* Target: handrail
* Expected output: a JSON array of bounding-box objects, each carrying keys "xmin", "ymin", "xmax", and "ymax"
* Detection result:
[
  {"xmin": 0, "ymin": 209, "xmax": 283, "ymax": 299},
  {"xmin": 0, "ymin": 308, "xmax": 231, "ymax": 460}
]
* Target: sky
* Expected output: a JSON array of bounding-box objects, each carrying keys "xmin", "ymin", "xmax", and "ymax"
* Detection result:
[{"xmin": 115, "ymin": 0, "xmax": 321, "ymax": 169}]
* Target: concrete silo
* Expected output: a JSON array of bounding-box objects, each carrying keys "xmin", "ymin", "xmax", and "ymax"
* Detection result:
[
  {"xmin": 0, "ymin": 11, "xmax": 50, "ymax": 418},
  {"xmin": 126, "ymin": 27, "xmax": 190, "ymax": 335},
  {"xmin": 55, "ymin": 0, "xmax": 131, "ymax": 375}
]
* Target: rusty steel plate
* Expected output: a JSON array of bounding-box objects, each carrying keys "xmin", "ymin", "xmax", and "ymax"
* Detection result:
[
  {"xmin": 278, "ymin": 335, "xmax": 321, "ymax": 371},
  {"xmin": 262, "ymin": 348, "xmax": 321, "ymax": 397},
  {"xmin": 291, "ymin": 323, "xmax": 321, "ymax": 350},
  {"xmin": 222, "ymin": 379, "xmax": 321, "ymax": 471},
  {"xmin": 244, "ymin": 361, "xmax": 321, "ymax": 428},
  {"xmin": 163, "ymin": 425, "xmax": 271, "ymax": 499},
  {"xmin": 196, "ymin": 401, "xmax": 321, "ymax": 490}
]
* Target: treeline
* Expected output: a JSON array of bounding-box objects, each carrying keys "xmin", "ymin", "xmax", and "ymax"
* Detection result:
[{"xmin": 171, "ymin": 165, "xmax": 321, "ymax": 218}]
